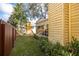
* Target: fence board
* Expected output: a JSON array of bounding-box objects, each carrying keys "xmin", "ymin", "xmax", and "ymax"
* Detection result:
[{"xmin": 0, "ymin": 20, "xmax": 16, "ymax": 56}]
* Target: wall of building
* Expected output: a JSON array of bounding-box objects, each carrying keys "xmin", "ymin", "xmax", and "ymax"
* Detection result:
[
  {"xmin": 69, "ymin": 4, "xmax": 79, "ymax": 41},
  {"xmin": 48, "ymin": 3, "xmax": 79, "ymax": 45},
  {"xmin": 26, "ymin": 22, "xmax": 33, "ymax": 35},
  {"xmin": 63, "ymin": 4, "xmax": 69, "ymax": 45},
  {"xmin": 48, "ymin": 3, "xmax": 64, "ymax": 45},
  {"xmin": 36, "ymin": 19, "xmax": 48, "ymax": 27},
  {"xmin": 36, "ymin": 19, "xmax": 48, "ymax": 34}
]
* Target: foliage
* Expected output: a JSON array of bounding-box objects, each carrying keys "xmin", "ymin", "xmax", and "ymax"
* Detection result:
[
  {"xmin": 33, "ymin": 35, "xmax": 51, "ymax": 56},
  {"xmin": 33, "ymin": 34, "xmax": 40, "ymax": 40},
  {"xmin": 33, "ymin": 35, "xmax": 79, "ymax": 56},
  {"xmin": 23, "ymin": 3, "xmax": 48, "ymax": 21},
  {"xmin": 66, "ymin": 37, "xmax": 79, "ymax": 56},
  {"xmin": 8, "ymin": 3, "xmax": 27, "ymax": 27}
]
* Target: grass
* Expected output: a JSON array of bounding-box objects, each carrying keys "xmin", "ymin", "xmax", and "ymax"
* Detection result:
[
  {"xmin": 10, "ymin": 36, "xmax": 44, "ymax": 56},
  {"xmin": 10, "ymin": 35, "xmax": 79, "ymax": 56}
]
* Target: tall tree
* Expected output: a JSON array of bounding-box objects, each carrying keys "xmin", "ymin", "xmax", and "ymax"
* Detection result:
[
  {"xmin": 22, "ymin": 3, "xmax": 48, "ymax": 33},
  {"xmin": 8, "ymin": 3, "xmax": 27, "ymax": 28},
  {"xmin": 23, "ymin": 3, "xmax": 48, "ymax": 21}
]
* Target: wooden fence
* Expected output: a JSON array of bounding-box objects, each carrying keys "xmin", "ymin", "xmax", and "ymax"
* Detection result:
[{"xmin": 0, "ymin": 20, "xmax": 16, "ymax": 56}]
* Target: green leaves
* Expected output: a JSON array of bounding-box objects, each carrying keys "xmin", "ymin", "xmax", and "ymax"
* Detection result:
[
  {"xmin": 8, "ymin": 3, "xmax": 27, "ymax": 27},
  {"xmin": 34, "ymin": 35, "xmax": 79, "ymax": 56}
]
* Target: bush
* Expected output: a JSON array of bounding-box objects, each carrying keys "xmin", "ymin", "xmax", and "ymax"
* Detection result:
[
  {"xmin": 33, "ymin": 34, "xmax": 41, "ymax": 40},
  {"xmin": 39, "ymin": 38, "xmax": 51, "ymax": 56},
  {"xmin": 67, "ymin": 37, "xmax": 79, "ymax": 56},
  {"xmin": 50, "ymin": 43, "xmax": 64, "ymax": 56},
  {"xmin": 33, "ymin": 35, "xmax": 79, "ymax": 56}
]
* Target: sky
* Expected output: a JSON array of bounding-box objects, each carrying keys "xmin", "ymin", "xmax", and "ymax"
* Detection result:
[
  {"xmin": 0, "ymin": 3, "xmax": 14, "ymax": 22},
  {"xmin": 0, "ymin": 3, "xmax": 47, "ymax": 34}
]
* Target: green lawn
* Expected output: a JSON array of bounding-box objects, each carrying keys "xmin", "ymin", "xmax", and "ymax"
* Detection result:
[{"xmin": 10, "ymin": 36, "xmax": 44, "ymax": 56}]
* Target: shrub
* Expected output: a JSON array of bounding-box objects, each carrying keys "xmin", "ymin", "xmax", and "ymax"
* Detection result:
[
  {"xmin": 33, "ymin": 35, "xmax": 79, "ymax": 56},
  {"xmin": 50, "ymin": 43, "xmax": 64, "ymax": 56},
  {"xmin": 67, "ymin": 37, "xmax": 79, "ymax": 56},
  {"xmin": 33, "ymin": 34, "xmax": 39, "ymax": 39},
  {"xmin": 37, "ymin": 37, "xmax": 49, "ymax": 55}
]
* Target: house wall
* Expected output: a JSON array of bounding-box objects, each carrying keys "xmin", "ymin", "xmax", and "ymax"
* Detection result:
[
  {"xmin": 63, "ymin": 4, "xmax": 69, "ymax": 45},
  {"xmin": 69, "ymin": 4, "xmax": 79, "ymax": 41},
  {"xmin": 36, "ymin": 19, "xmax": 48, "ymax": 34},
  {"xmin": 36, "ymin": 19, "xmax": 48, "ymax": 28},
  {"xmin": 48, "ymin": 3, "xmax": 64, "ymax": 45},
  {"xmin": 48, "ymin": 3, "xmax": 79, "ymax": 45},
  {"xmin": 26, "ymin": 22, "xmax": 33, "ymax": 35}
]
